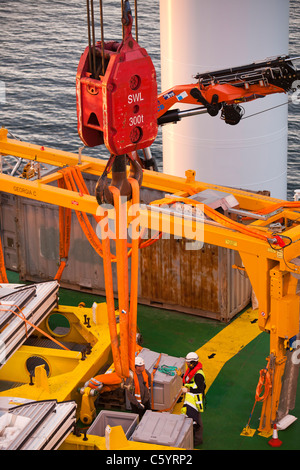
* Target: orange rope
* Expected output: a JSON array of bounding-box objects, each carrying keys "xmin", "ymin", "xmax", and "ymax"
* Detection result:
[
  {"xmin": 66, "ymin": 168, "xmax": 106, "ymax": 257},
  {"xmin": 90, "ymin": 177, "xmax": 142, "ymax": 383},
  {"xmin": 96, "ymin": 183, "xmax": 137, "ymax": 381},
  {"xmin": 249, "ymin": 201, "xmax": 300, "ymax": 216},
  {"xmin": 54, "ymin": 176, "xmax": 72, "ymax": 281},
  {"xmin": 110, "ymin": 185, "xmax": 129, "ymax": 378},
  {"xmin": 53, "ymin": 166, "xmax": 162, "ymax": 385},
  {"xmin": 1, "ymin": 304, "xmax": 70, "ymax": 351},
  {"xmin": 244, "ymin": 359, "xmax": 273, "ymax": 429},
  {"xmin": 183, "ymin": 187, "xmax": 300, "ymax": 228},
  {"xmin": 56, "ymin": 166, "xmax": 161, "ymax": 269},
  {"xmin": 255, "ymin": 360, "xmax": 272, "ymax": 402},
  {"xmin": 128, "ymin": 177, "xmax": 140, "ymax": 372},
  {"xmin": 0, "ymin": 235, "xmax": 8, "ymax": 283},
  {"xmin": 99, "ymin": 219, "xmax": 123, "ymax": 378},
  {"xmin": 1, "ymin": 304, "xmax": 28, "ymax": 337},
  {"xmin": 157, "ymin": 388, "xmax": 183, "ymax": 413},
  {"xmin": 150, "ymin": 195, "xmax": 272, "ymax": 243}
]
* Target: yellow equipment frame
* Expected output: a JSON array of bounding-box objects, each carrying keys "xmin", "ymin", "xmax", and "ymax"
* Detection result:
[
  {"xmin": 0, "ymin": 302, "xmax": 115, "ymax": 424},
  {"xmin": 1, "ymin": 127, "xmax": 300, "ymax": 435}
]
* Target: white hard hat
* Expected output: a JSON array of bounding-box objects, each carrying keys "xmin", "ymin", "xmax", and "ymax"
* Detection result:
[
  {"xmin": 135, "ymin": 356, "xmax": 145, "ymax": 366},
  {"xmin": 185, "ymin": 352, "xmax": 199, "ymax": 362}
]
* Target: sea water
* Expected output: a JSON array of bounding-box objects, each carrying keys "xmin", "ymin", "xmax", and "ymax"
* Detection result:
[{"xmin": 0, "ymin": 0, "xmax": 299, "ymax": 199}]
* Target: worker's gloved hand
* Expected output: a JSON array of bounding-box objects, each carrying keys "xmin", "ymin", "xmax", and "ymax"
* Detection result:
[
  {"xmin": 181, "ymin": 386, "xmax": 189, "ymax": 394},
  {"xmin": 84, "ymin": 377, "xmax": 103, "ymax": 390},
  {"xmin": 139, "ymin": 403, "xmax": 145, "ymax": 409}
]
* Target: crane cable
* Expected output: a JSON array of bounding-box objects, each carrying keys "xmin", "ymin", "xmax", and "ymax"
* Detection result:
[
  {"xmin": 86, "ymin": 0, "xmax": 139, "ymax": 78},
  {"xmin": 241, "ymin": 97, "xmax": 299, "ymax": 121}
]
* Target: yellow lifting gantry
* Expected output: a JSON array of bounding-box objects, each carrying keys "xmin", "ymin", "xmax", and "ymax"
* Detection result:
[{"xmin": 1, "ymin": 127, "xmax": 300, "ymax": 436}]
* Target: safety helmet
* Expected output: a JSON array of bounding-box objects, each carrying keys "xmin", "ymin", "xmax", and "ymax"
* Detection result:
[
  {"xmin": 135, "ymin": 356, "xmax": 145, "ymax": 366},
  {"xmin": 185, "ymin": 352, "xmax": 199, "ymax": 363}
]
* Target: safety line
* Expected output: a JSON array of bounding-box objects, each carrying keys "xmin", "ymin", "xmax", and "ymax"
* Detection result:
[{"xmin": 1, "ymin": 304, "xmax": 70, "ymax": 351}]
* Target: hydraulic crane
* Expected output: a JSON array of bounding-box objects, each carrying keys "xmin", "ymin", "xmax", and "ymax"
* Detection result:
[{"xmin": 157, "ymin": 55, "xmax": 300, "ymax": 126}]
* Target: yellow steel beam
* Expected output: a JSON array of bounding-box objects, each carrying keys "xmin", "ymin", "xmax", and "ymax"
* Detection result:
[
  {"xmin": 2, "ymin": 131, "xmax": 300, "ymax": 300},
  {"xmin": 0, "ymin": 127, "xmax": 292, "ymax": 210},
  {"xmin": 1, "ymin": 129, "xmax": 300, "ymax": 274},
  {"xmin": 0, "ymin": 169, "xmax": 291, "ymax": 262},
  {"xmin": 0, "ymin": 172, "xmax": 99, "ymax": 214},
  {"xmin": 0, "ymin": 128, "xmax": 106, "ymax": 174},
  {"xmin": 1, "ymin": 130, "xmax": 300, "ymax": 435},
  {"xmin": 0, "ymin": 170, "xmax": 281, "ymax": 262},
  {"xmin": 0, "ymin": 304, "xmax": 116, "ymax": 414}
]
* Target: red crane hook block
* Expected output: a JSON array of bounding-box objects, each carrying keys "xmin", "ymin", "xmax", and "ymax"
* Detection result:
[{"xmin": 76, "ymin": 11, "xmax": 158, "ymax": 155}]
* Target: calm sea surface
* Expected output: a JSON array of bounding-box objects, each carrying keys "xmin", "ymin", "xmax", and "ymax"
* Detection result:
[{"xmin": 0, "ymin": 0, "xmax": 299, "ymax": 199}]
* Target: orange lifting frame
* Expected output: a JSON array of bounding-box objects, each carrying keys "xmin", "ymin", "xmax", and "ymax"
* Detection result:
[{"xmin": 1, "ymin": 128, "xmax": 300, "ymax": 433}]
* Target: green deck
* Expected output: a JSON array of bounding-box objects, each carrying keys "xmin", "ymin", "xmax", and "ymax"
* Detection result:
[{"xmin": 6, "ymin": 270, "xmax": 300, "ymax": 450}]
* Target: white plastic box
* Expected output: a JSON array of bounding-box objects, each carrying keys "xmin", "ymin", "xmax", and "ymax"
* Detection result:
[
  {"xmin": 131, "ymin": 410, "xmax": 193, "ymax": 449},
  {"xmin": 87, "ymin": 410, "xmax": 139, "ymax": 439},
  {"xmin": 132, "ymin": 348, "xmax": 185, "ymax": 411}
]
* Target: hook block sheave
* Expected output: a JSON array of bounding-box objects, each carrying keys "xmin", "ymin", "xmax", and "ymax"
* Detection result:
[{"xmin": 76, "ymin": 12, "xmax": 158, "ymax": 155}]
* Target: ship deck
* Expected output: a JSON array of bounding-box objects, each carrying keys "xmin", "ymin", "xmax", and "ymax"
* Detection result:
[{"xmin": 5, "ymin": 270, "xmax": 300, "ymax": 451}]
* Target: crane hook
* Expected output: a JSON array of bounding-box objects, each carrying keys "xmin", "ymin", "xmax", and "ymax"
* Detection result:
[{"xmin": 95, "ymin": 154, "xmax": 143, "ymax": 206}]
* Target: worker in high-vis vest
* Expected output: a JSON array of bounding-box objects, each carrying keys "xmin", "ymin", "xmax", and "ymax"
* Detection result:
[
  {"xmin": 126, "ymin": 356, "xmax": 152, "ymax": 420},
  {"xmin": 181, "ymin": 352, "xmax": 206, "ymax": 447}
]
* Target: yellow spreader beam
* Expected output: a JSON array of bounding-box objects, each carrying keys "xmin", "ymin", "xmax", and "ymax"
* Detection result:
[
  {"xmin": 1, "ymin": 128, "xmax": 300, "ymax": 434},
  {"xmin": 0, "ymin": 304, "xmax": 113, "ymax": 418}
]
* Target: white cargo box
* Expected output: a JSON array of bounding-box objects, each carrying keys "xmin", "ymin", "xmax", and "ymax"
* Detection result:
[
  {"xmin": 87, "ymin": 410, "xmax": 139, "ymax": 440},
  {"xmin": 131, "ymin": 410, "xmax": 193, "ymax": 449},
  {"xmin": 131, "ymin": 348, "xmax": 185, "ymax": 411}
]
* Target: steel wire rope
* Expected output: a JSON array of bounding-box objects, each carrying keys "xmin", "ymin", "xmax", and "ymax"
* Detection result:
[
  {"xmin": 99, "ymin": 0, "xmax": 105, "ymax": 76},
  {"xmin": 241, "ymin": 99, "xmax": 289, "ymax": 120},
  {"xmin": 86, "ymin": 0, "xmax": 93, "ymax": 75},
  {"xmin": 134, "ymin": 0, "xmax": 138, "ymax": 42},
  {"xmin": 90, "ymin": 0, "xmax": 97, "ymax": 77}
]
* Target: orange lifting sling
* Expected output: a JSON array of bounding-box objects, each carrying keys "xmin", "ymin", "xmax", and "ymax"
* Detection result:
[
  {"xmin": 0, "ymin": 235, "xmax": 8, "ymax": 283},
  {"xmin": 54, "ymin": 164, "xmax": 164, "ymax": 388},
  {"xmin": 92, "ymin": 176, "xmax": 140, "ymax": 385},
  {"xmin": 55, "ymin": 165, "xmax": 161, "ymax": 282}
]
